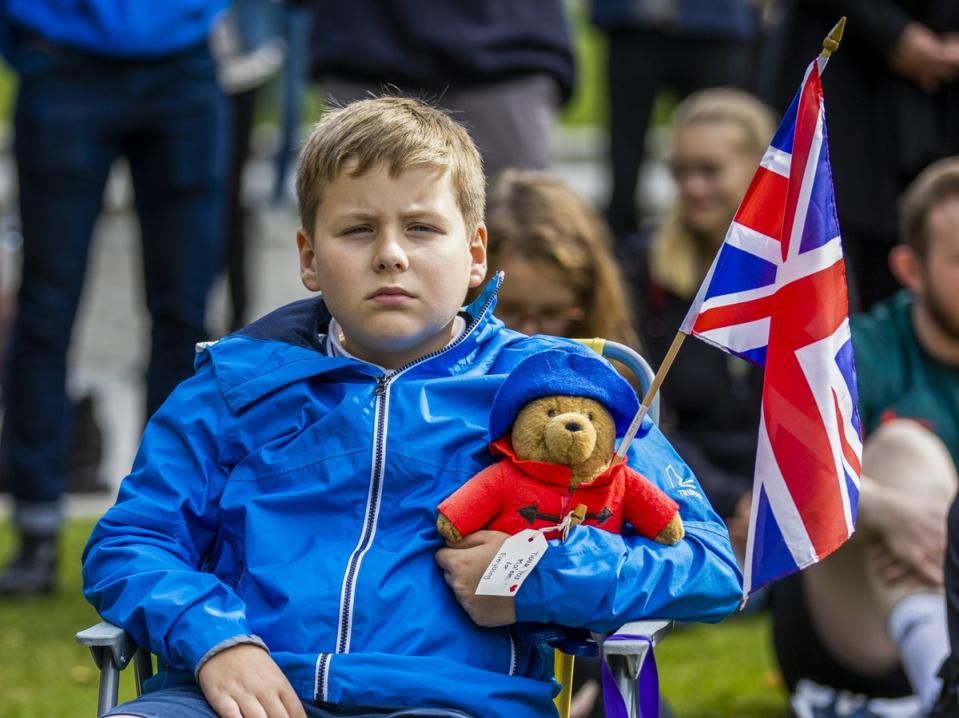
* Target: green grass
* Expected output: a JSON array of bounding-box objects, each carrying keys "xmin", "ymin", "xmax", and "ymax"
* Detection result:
[
  {"xmin": 0, "ymin": 519, "xmax": 143, "ymax": 718},
  {"xmin": 0, "ymin": 518, "xmax": 788, "ymax": 717},
  {"xmin": 658, "ymin": 617, "xmax": 788, "ymax": 716},
  {"xmin": 0, "ymin": 70, "xmax": 13, "ymax": 121},
  {"xmin": 561, "ymin": 0, "xmax": 607, "ymax": 128}
]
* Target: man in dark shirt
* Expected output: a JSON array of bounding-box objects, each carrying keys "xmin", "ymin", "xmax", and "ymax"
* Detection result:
[{"xmin": 773, "ymin": 158, "xmax": 959, "ymax": 715}]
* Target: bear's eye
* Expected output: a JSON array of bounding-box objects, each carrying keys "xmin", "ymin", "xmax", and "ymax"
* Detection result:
[
  {"xmin": 588, "ymin": 413, "xmax": 594, "ymax": 421},
  {"xmin": 547, "ymin": 409, "xmax": 557, "ymax": 418}
]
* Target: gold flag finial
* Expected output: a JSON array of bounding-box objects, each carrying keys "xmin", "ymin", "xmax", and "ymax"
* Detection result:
[{"xmin": 821, "ymin": 17, "xmax": 846, "ymax": 58}]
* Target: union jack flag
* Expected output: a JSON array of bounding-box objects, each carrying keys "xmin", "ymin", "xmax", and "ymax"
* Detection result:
[{"xmin": 681, "ymin": 56, "xmax": 862, "ymax": 599}]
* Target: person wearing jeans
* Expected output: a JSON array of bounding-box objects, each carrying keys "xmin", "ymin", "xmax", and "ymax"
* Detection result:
[{"xmin": 0, "ymin": 0, "xmax": 230, "ymax": 595}]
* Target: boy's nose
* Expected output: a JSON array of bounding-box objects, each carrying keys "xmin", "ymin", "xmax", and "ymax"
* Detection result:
[
  {"xmin": 376, "ymin": 257, "xmax": 406, "ymax": 271},
  {"xmin": 373, "ymin": 236, "xmax": 409, "ymax": 272}
]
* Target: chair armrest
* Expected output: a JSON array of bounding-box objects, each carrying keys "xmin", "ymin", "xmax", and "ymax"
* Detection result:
[
  {"xmin": 77, "ymin": 621, "xmax": 143, "ymax": 715},
  {"xmin": 599, "ymin": 619, "xmax": 673, "ymax": 658},
  {"xmin": 76, "ymin": 620, "xmax": 138, "ymax": 671},
  {"xmin": 593, "ymin": 619, "xmax": 673, "ymax": 718}
]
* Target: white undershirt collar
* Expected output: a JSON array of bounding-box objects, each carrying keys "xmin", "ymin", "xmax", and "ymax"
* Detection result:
[{"xmin": 323, "ymin": 315, "xmax": 467, "ymax": 372}]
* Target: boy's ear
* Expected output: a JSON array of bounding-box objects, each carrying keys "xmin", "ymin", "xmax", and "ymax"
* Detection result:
[
  {"xmin": 468, "ymin": 222, "xmax": 489, "ymax": 289},
  {"xmin": 297, "ymin": 228, "xmax": 323, "ymax": 292},
  {"xmin": 888, "ymin": 244, "xmax": 922, "ymax": 293}
]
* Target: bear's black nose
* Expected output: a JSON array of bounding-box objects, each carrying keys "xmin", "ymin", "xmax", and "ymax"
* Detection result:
[{"xmin": 565, "ymin": 422, "xmax": 582, "ymax": 432}]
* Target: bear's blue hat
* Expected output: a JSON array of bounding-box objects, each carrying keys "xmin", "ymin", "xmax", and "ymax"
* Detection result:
[{"xmin": 489, "ymin": 349, "xmax": 641, "ymax": 442}]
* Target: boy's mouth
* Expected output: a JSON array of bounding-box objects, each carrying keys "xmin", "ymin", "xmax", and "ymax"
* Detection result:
[{"xmin": 369, "ymin": 286, "xmax": 414, "ymax": 304}]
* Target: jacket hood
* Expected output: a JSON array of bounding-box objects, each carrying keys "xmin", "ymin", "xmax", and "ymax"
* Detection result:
[{"xmin": 199, "ymin": 273, "xmax": 505, "ymax": 413}]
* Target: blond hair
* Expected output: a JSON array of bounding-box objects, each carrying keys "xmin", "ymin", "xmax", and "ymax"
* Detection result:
[
  {"xmin": 898, "ymin": 157, "xmax": 959, "ymax": 258},
  {"xmin": 651, "ymin": 88, "xmax": 777, "ymax": 299},
  {"xmin": 296, "ymin": 96, "xmax": 485, "ymax": 237},
  {"xmin": 487, "ymin": 170, "xmax": 641, "ymax": 349}
]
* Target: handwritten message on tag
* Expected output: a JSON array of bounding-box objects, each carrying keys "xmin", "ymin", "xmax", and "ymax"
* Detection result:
[{"xmin": 475, "ymin": 529, "xmax": 548, "ymax": 596}]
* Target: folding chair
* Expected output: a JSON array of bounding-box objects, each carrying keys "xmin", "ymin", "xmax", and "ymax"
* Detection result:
[
  {"xmin": 77, "ymin": 340, "xmax": 672, "ymax": 717},
  {"xmin": 77, "ymin": 616, "xmax": 671, "ymax": 718}
]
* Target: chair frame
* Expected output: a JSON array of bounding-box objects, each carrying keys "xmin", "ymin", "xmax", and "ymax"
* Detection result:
[{"xmin": 76, "ymin": 621, "xmax": 154, "ymax": 716}]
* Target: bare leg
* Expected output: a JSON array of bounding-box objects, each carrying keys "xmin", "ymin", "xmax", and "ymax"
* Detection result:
[{"xmin": 802, "ymin": 419, "xmax": 957, "ymax": 676}]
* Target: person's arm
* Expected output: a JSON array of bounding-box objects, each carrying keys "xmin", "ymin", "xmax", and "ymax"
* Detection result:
[
  {"xmin": 848, "ymin": 313, "xmax": 948, "ymax": 586},
  {"xmin": 802, "ymin": 0, "xmax": 910, "ymax": 58},
  {"xmin": 514, "ymin": 423, "xmax": 742, "ymax": 631},
  {"xmin": 803, "ymin": 0, "xmax": 957, "ymax": 91},
  {"xmin": 665, "ymin": 432, "xmax": 750, "ymax": 521},
  {"xmin": 663, "ymin": 432, "xmax": 753, "ymax": 557},
  {"xmin": 858, "ymin": 471, "xmax": 949, "ymax": 587},
  {"xmin": 81, "ymin": 360, "xmax": 252, "ymax": 670},
  {"xmin": 81, "ymin": 356, "xmax": 305, "ymax": 718}
]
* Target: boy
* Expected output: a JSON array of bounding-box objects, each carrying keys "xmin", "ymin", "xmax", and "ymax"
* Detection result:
[{"xmin": 82, "ymin": 97, "xmax": 742, "ymax": 718}]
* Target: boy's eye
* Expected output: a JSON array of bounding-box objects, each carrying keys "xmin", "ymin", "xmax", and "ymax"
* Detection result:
[
  {"xmin": 343, "ymin": 225, "xmax": 372, "ymax": 236},
  {"xmin": 547, "ymin": 409, "xmax": 556, "ymax": 417},
  {"xmin": 409, "ymin": 223, "xmax": 437, "ymax": 233}
]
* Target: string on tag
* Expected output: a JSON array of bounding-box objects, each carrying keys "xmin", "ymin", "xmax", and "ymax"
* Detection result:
[{"xmin": 532, "ymin": 503, "xmax": 587, "ymax": 543}]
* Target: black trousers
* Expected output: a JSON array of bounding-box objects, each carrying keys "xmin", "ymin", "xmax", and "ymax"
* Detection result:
[{"xmin": 604, "ymin": 28, "xmax": 753, "ymax": 239}]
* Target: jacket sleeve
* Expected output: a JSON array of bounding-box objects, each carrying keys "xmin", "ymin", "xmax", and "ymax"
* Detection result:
[
  {"xmin": 665, "ymin": 431, "xmax": 751, "ymax": 520},
  {"xmin": 513, "ymin": 421, "xmax": 743, "ymax": 631},
  {"xmin": 81, "ymin": 357, "xmax": 253, "ymax": 674},
  {"xmin": 802, "ymin": 0, "xmax": 911, "ymax": 59}
]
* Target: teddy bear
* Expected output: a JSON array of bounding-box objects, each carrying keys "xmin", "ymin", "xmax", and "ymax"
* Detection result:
[{"xmin": 437, "ymin": 349, "xmax": 684, "ymax": 545}]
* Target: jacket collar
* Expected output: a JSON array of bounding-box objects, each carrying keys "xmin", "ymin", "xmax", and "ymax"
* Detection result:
[
  {"xmin": 489, "ymin": 436, "xmax": 622, "ymax": 489},
  {"xmin": 205, "ymin": 273, "xmax": 504, "ymax": 413}
]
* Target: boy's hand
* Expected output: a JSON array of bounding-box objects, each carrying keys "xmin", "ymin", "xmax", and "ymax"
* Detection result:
[
  {"xmin": 435, "ymin": 530, "xmax": 516, "ymax": 627},
  {"xmin": 198, "ymin": 643, "xmax": 307, "ymax": 718}
]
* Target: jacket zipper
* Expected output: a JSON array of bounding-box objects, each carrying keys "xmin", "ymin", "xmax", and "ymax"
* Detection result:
[
  {"xmin": 334, "ymin": 373, "xmax": 390, "ymax": 655},
  {"xmin": 233, "ymin": 560, "xmax": 246, "ymax": 591},
  {"xmin": 327, "ymin": 279, "xmax": 506, "ymax": 684}
]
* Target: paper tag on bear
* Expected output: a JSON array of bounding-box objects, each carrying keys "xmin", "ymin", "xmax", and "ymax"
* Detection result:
[{"xmin": 475, "ymin": 529, "xmax": 549, "ymax": 596}]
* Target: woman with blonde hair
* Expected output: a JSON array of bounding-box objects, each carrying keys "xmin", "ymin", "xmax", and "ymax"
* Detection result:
[
  {"xmin": 648, "ymin": 86, "xmax": 776, "ymax": 302},
  {"xmin": 630, "ymin": 87, "xmax": 776, "ymax": 553},
  {"xmin": 487, "ymin": 169, "xmax": 640, "ymax": 350}
]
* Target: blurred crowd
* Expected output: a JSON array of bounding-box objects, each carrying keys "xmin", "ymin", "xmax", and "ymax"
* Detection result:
[{"xmin": 0, "ymin": 1, "xmax": 958, "ymax": 717}]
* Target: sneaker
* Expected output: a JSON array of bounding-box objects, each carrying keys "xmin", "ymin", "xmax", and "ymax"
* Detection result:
[
  {"xmin": 0, "ymin": 533, "xmax": 57, "ymax": 596},
  {"xmin": 67, "ymin": 394, "xmax": 109, "ymax": 494},
  {"xmin": 791, "ymin": 679, "xmax": 923, "ymax": 718}
]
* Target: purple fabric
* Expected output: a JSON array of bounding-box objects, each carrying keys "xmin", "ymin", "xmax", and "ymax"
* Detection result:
[{"xmin": 601, "ymin": 634, "xmax": 659, "ymax": 718}]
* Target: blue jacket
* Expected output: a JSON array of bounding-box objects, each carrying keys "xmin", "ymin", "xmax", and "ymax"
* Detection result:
[
  {"xmin": 82, "ymin": 278, "xmax": 742, "ymax": 716},
  {"xmin": 0, "ymin": 0, "xmax": 226, "ymax": 58}
]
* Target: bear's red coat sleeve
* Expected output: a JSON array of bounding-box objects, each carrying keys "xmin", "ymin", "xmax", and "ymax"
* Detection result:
[
  {"xmin": 621, "ymin": 466, "xmax": 680, "ymax": 539},
  {"xmin": 437, "ymin": 462, "xmax": 507, "ymax": 538}
]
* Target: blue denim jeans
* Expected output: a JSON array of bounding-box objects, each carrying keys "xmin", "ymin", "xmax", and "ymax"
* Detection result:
[
  {"xmin": 103, "ymin": 686, "xmax": 474, "ymax": 718},
  {"xmin": 0, "ymin": 33, "xmax": 229, "ymax": 533}
]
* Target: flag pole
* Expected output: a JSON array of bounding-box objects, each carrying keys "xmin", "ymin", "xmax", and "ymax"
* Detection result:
[
  {"xmin": 820, "ymin": 17, "xmax": 846, "ymax": 60},
  {"xmin": 614, "ymin": 331, "xmax": 686, "ymax": 461}
]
